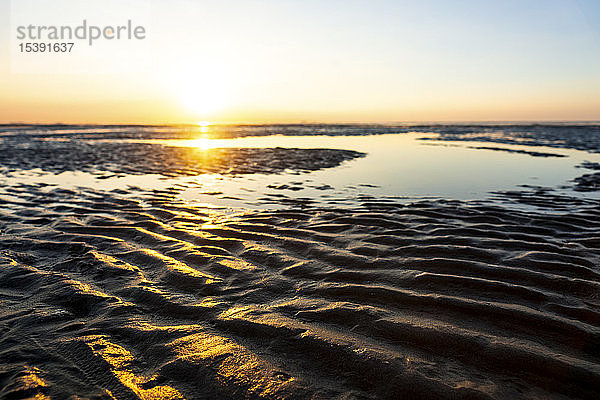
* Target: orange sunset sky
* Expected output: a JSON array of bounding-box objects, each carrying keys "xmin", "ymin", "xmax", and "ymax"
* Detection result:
[{"xmin": 1, "ymin": 0, "xmax": 600, "ymax": 124}]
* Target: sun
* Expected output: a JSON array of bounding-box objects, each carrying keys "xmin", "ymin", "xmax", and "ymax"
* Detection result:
[
  {"xmin": 167, "ymin": 64, "xmax": 229, "ymax": 120},
  {"xmin": 177, "ymin": 81, "xmax": 226, "ymax": 116}
]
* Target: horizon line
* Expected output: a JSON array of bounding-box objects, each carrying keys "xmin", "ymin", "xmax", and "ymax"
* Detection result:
[{"xmin": 2, "ymin": 119, "xmax": 600, "ymax": 127}]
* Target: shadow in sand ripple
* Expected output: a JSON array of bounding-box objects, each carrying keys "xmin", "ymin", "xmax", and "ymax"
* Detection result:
[{"xmin": 0, "ymin": 182, "xmax": 599, "ymax": 399}]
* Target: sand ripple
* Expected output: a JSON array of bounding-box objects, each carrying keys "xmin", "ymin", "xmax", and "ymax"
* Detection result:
[{"xmin": 1, "ymin": 183, "xmax": 599, "ymax": 399}]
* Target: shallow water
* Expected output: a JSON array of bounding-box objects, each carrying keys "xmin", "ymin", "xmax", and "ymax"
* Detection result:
[
  {"xmin": 121, "ymin": 133, "xmax": 600, "ymax": 203},
  {"xmin": 5, "ymin": 132, "xmax": 600, "ymax": 211}
]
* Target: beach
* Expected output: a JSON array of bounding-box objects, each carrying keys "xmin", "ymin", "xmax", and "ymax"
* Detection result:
[{"xmin": 1, "ymin": 124, "xmax": 599, "ymax": 399}]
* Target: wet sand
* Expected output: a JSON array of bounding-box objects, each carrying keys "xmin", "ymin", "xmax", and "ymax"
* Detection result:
[
  {"xmin": 1, "ymin": 125, "xmax": 599, "ymax": 399},
  {"xmin": 0, "ymin": 138, "xmax": 364, "ymax": 177}
]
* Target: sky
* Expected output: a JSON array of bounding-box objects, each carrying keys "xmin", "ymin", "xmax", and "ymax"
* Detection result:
[{"xmin": 1, "ymin": 0, "xmax": 600, "ymax": 124}]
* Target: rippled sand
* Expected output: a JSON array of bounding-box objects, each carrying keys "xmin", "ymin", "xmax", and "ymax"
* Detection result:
[{"xmin": 1, "ymin": 125, "xmax": 599, "ymax": 399}]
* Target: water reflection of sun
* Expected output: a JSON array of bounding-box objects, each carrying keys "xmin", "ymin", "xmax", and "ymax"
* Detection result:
[
  {"xmin": 196, "ymin": 121, "xmax": 212, "ymax": 134},
  {"xmin": 190, "ymin": 138, "xmax": 216, "ymax": 150}
]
